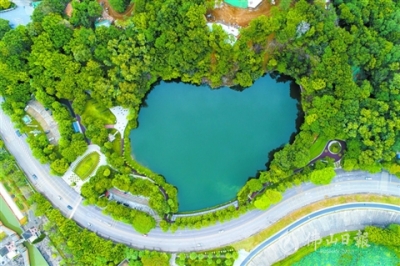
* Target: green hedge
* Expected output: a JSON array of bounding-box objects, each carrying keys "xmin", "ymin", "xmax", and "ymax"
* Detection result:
[{"xmin": 73, "ymin": 152, "xmax": 100, "ymax": 180}]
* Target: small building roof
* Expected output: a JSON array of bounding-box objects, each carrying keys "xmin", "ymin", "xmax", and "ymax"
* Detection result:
[
  {"xmin": 72, "ymin": 121, "xmax": 82, "ymax": 133},
  {"xmin": 6, "ymin": 250, "xmax": 17, "ymax": 260},
  {"xmin": 21, "ymin": 231, "xmax": 32, "ymax": 241},
  {"xmin": 224, "ymin": 0, "xmax": 247, "ymax": 8},
  {"xmin": 22, "ymin": 115, "xmax": 32, "ymax": 124},
  {"xmin": 22, "ymin": 227, "xmax": 39, "ymax": 243},
  {"xmin": 0, "ymin": 247, "xmax": 8, "ymax": 257},
  {"xmin": 248, "ymin": 0, "xmax": 262, "ymax": 8},
  {"xmin": 31, "ymin": 1, "xmax": 42, "ymax": 8},
  {"xmin": 224, "ymin": 0, "xmax": 263, "ymax": 8}
]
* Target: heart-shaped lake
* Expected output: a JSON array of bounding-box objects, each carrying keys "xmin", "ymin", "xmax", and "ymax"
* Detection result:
[{"xmin": 130, "ymin": 75, "xmax": 298, "ymax": 211}]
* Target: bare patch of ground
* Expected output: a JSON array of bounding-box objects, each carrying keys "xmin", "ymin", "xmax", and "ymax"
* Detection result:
[
  {"xmin": 65, "ymin": 2, "xmax": 72, "ymax": 17},
  {"xmin": 208, "ymin": 0, "xmax": 281, "ymax": 27}
]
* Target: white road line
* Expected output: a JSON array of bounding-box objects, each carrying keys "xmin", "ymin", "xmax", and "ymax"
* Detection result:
[{"xmin": 69, "ymin": 197, "xmax": 83, "ymax": 219}]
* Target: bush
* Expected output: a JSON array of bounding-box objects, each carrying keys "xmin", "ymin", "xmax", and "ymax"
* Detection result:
[
  {"xmin": 0, "ymin": 231, "xmax": 6, "ymax": 240},
  {"xmin": 329, "ymin": 142, "xmax": 341, "ymax": 154},
  {"xmin": 32, "ymin": 233, "xmax": 46, "ymax": 244},
  {"xmin": 0, "ymin": 0, "xmax": 11, "ymax": 10}
]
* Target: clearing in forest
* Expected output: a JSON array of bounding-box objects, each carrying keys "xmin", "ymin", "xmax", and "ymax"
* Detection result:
[{"xmin": 208, "ymin": 0, "xmax": 281, "ymax": 27}]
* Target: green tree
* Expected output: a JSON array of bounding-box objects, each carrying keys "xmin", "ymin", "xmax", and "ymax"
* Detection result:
[
  {"xmin": 132, "ymin": 212, "xmax": 156, "ymax": 234},
  {"xmin": 70, "ymin": 0, "xmax": 102, "ymax": 28},
  {"xmin": 50, "ymin": 158, "xmax": 70, "ymax": 176},
  {"xmin": 254, "ymin": 189, "xmax": 282, "ymax": 210},
  {"xmin": 140, "ymin": 251, "xmax": 169, "ymax": 266},
  {"xmin": 32, "ymin": 0, "xmax": 70, "ymax": 23},
  {"xmin": 0, "ymin": 0, "xmax": 11, "ymax": 10},
  {"xmin": 309, "ymin": 167, "xmax": 336, "ymax": 185},
  {"xmin": 0, "ymin": 19, "xmax": 11, "ymax": 39}
]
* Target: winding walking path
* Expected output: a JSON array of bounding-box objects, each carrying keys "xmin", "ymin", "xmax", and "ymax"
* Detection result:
[{"xmin": 309, "ymin": 139, "xmax": 347, "ymax": 164}]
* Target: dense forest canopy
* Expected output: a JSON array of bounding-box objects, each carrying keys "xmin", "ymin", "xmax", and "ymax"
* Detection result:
[{"xmin": 0, "ymin": 0, "xmax": 399, "ymax": 214}]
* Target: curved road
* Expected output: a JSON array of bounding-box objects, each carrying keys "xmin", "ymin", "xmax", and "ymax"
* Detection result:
[
  {"xmin": 240, "ymin": 202, "xmax": 400, "ymax": 265},
  {"xmin": 1, "ymin": 101, "xmax": 400, "ymax": 252}
]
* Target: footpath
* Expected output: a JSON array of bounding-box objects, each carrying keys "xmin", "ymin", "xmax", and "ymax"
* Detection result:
[{"xmin": 0, "ymin": 183, "xmax": 25, "ymax": 222}]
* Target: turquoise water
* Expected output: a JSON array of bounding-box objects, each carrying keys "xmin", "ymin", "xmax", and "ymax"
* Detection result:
[
  {"xmin": 130, "ymin": 75, "xmax": 298, "ymax": 211},
  {"xmin": 0, "ymin": 196, "xmax": 48, "ymax": 266},
  {"xmin": 293, "ymin": 243, "xmax": 400, "ymax": 266}
]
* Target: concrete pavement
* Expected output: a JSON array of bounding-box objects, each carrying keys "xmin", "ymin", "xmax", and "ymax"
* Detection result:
[{"xmin": 110, "ymin": 106, "xmax": 129, "ymax": 135}]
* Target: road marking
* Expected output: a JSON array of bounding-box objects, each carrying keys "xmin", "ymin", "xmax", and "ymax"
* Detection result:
[{"xmin": 69, "ymin": 197, "xmax": 83, "ymax": 219}]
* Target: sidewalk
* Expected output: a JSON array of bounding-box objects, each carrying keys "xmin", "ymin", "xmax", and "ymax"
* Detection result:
[
  {"xmin": 110, "ymin": 106, "xmax": 129, "ymax": 135},
  {"xmin": 0, "ymin": 183, "xmax": 25, "ymax": 222},
  {"xmin": 171, "ymin": 201, "xmax": 238, "ymax": 221}
]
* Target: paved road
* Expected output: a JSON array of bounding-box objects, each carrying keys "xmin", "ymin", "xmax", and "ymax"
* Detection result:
[
  {"xmin": 240, "ymin": 202, "xmax": 400, "ymax": 265},
  {"xmin": 1, "ymin": 99, "xmax": 400, "ymax": 252}
]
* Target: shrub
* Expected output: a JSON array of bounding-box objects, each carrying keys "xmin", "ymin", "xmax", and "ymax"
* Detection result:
[
  {"xmin": 32, "ymin": 233, "xmax": 46, "ymax": 244},
  {"xmin": 328, "ymin": 142, "xmax": 341, "ymax": 154},
  {"xmin": 0, "ymin": 0, "xmax": 11, "ymax": 10}
]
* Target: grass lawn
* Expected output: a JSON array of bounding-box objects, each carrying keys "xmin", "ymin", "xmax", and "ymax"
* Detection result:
[
  {"xmin": 273, "ymin": 231, "xmax": 359, "ymax": 265},
  {"xmin": 0, "ymin": 196, "xmax": 22, "ymax": 234},
  {"xmin": 111, "ymin": 131, "xmax": 122, "ymax": 155},
  {"xmin": 0, "ymin": 231, "xmax": 6, "ymax": 240},
  {"xmin": 81, "ymin": 99, "xmax": 116, "ymax": 125},
  {"xmin": 309, "ymin": 135, "xmax": 329, "ymax": 160},
  {"xmin": 73, "ymin": 152, "xmax": 100, "ymax": 180},
  {"xmin": 25, "ymin": 243, "xmax": 49, "ymax": 266},
  {"xmin": 232, "ymin": 194, "xmax": 400, "ymax": 251}
]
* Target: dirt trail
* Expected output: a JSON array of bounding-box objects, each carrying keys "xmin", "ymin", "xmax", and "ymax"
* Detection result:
[
  {"xmin": 208, "ymin": 0, "xmax": 280, "ymax": 27},
  {"xmin": 262, "ymin": 33, "xmax": 275, "ymax": 69},
  {"xmin": 66, "ymin": 0, "xmax": 278, "ymax": 25},
  {"xmin": 65, "ymin": 3, "xmax": 73, "ymax": 17}
]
